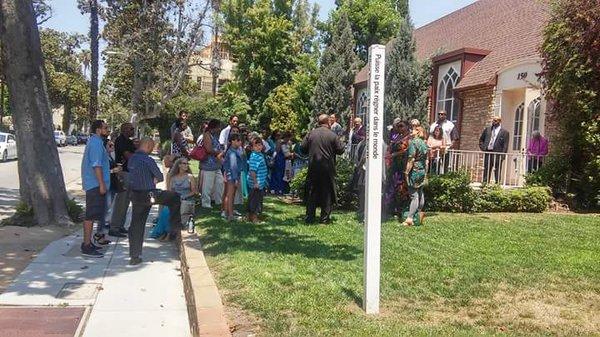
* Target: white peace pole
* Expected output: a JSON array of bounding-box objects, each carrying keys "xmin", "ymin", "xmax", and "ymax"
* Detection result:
[{"xmin": 363, "ymin": 44, "xmax": 385, "ymax": 314}]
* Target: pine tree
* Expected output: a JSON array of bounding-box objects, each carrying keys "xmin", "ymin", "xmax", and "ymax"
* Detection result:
[
  {"xmin": 384, "ymin": 17, "xmax": 427, "ymax": 125},
  {"xmin": 311, "ymin": 12, "xmax": 360, "ymax": 125}
]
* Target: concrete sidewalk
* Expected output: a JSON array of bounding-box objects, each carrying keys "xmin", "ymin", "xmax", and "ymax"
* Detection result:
[{"xmin": 0, "ymin": 208, "xmax": 191, "ymax": 337}]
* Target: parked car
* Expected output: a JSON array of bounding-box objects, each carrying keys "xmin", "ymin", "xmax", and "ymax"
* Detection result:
[
  {"xmin": 54, "ymin": 130, "xmax": 66, "ymax": 146},
  {"xmin": 66, "ymin": 135, "xmax": 78, "ymax": 146},
  {"xmin": 0, "ymin": 132, "xmax": 17, "ymax": 162},
  {"xmin": 76, "ymin": 133, "xmax": 88, "ymax": 144}
]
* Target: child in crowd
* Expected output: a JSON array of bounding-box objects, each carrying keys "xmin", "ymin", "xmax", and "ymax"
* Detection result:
[
  {"xmin": 223, "ymin": 133, "xmax": 243, "ymax": 221},
  {"xmin": 247, "ymin": 137, "xmax": 268, "ymax": 223}
]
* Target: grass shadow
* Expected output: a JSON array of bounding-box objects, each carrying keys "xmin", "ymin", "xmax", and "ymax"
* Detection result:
[
  {"xmin": 201, "ymin": 220, "xmax": 360, "ymax": 261},
  {"xmin": 341, "ymin": 287, "xmax": 363, "ymax": 308}
]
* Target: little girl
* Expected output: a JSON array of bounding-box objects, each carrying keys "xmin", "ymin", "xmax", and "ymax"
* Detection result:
[{"xmin": 222, "ymin": 133, "xmax": 243, "ymax": 221}]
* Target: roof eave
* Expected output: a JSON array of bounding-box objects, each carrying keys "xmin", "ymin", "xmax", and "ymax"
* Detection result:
[{"xmin": 432, "ymin": 48, "xmax": 491, "ymax": 63}]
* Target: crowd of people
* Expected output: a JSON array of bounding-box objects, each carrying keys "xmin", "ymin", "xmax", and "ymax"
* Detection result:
[{"xmin": 79, "ymin": 109, "xmax": 549, "ymax": 263}]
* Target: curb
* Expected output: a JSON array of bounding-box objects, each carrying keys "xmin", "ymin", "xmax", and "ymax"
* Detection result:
[{"xmin": 179, "ymin": 230, "xmax": 232, "ymax": 337}]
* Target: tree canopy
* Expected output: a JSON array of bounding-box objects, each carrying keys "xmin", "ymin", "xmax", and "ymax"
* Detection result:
[
  {"xmin": 311, "ymin": 12, "xmax": 360, "ymax": 125},
  {"xmin": 384, "ymin": 18, "xmax": 430, "ymax": 125},
  {"xmin": 331, "ymin": 0, "xmax": 408, "ymax": 61},
  {"xmin": 222, "ymin": 0, "xmax": 320, "ymax": 133},
  {"xmin": 540, "ymin": 0, "xmax": 600, "ymax": 209},
  {"xmin": 40, "ymin": 29, "xmax": 90, "ymax": 132}
]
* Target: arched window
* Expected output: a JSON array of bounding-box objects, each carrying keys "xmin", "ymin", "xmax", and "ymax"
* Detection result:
[
  {"xmin": 436, "ymin": 67, "xmax": 460, "ymax": 122},
  {"xmin": 356, "ymin": 91, "xmax": 368, "ymax": 120},
  {"xmin": 513, "ymin": 103, "xmax": 525, "ymax": 151},
  {"xmin": 527, "ymin": 97, "xmax": 541, "ymax": 140}
]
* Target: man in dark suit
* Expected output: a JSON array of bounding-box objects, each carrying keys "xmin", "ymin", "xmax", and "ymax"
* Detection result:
[
  {"xmin": 301, "ymin": 114, "xmax": 346, "ymax": 224},
  {"xmin": 479, "ymin": 116, "xmax": 510, "ymax": 184}
]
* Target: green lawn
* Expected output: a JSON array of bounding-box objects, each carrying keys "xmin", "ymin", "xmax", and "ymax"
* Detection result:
[{"xmin": 196, "ymin": 198, "xmax": 600, "ymax": 336}]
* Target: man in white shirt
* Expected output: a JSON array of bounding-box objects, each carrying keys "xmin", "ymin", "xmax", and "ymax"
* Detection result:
[
  {"xmin": 429, "ymin": 110, "xmax": 459, "ymax": 148},
  {"xmin": 219, "ymin": 115, "xmax": 239, "ymax": 147},
  {"xmin": 429, "ymin": 110, "xmax": 459, "ymax": 173}
]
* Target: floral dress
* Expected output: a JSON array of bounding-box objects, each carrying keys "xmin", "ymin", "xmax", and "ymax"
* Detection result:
[
  {"xmin": 384, "ymin": 132, "xmax": 410, "ymax": 215},
  {"xmin": 407, "ymin": 137, "xmax": 429, "ymax": 188}
]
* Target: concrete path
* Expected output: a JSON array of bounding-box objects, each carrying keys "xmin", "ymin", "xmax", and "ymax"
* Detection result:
[{"xmin": 0, "ymin": 208, "xmax": 192, "ymax": 337}]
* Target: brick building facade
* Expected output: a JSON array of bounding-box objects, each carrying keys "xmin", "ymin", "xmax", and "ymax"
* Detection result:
[{"xmin": 354, "ymin": 0, "xmax": 553, "ymax": 155}]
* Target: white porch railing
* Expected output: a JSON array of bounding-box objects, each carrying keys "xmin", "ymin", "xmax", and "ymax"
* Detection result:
[
  {"xmin": 346, "ymin": 143, "xmax": 546, "ymax": 188},
  {"xmin": 430, "ymin": 149, "xmax": 546, "ymax": 187}
]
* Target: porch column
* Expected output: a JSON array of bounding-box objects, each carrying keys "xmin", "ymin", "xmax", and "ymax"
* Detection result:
[{"xmin": 520, "ymin": 87, "xmax": 538, "ymax": 184}]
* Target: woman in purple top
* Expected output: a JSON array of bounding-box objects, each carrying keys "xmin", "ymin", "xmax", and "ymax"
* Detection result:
[{"xmin": 527, "ymin": 131, "xmax": 549, "ymax": 172}]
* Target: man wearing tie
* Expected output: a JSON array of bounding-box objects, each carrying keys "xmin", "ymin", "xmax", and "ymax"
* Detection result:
[{"xmin": 479, "ymin": 116, "xmax": 510, "ymax": 184}]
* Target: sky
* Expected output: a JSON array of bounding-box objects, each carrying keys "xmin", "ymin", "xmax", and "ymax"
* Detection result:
[{"xmin": 42, "ymin": 0, "xmax": 478, "ymax": 80}]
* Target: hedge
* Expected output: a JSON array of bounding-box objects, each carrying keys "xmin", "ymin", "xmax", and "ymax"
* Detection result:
[
  {"xmin": 425, "ymin": 171, "xmax": 552, "ymax": 213},
  {"xmin": 289, "ymin": 157, "xmax": 357, "ymax": 210},
  {"xmin": 292, "ymin": 168, "xmax": 552, "ymax": 213}
]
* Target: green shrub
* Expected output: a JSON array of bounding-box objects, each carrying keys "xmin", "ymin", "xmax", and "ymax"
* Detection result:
[
  {"xmin": 335, "ymin": 157, "xmax": 358, "ymax": 210},
  {"xmin": 289, "ymin": 166, "xmax": 307, "ymax": 197},
  {"xmin": 15, "ymin": 201, "xmax": 34, "ymax": 217},
  {"xmin": 14, "ymin": 198, "xmax": 83, "ymax": 222},
  {"xmin": 160, "ymin": 140, "xmax": 172, "ymax": 159},
  {"xmin": 525, "ymin": 157, "xmax": 569, "ymax": 194},
  {"xmin": 289, "ymin": 157, "xmax": 357, "ymax": 210},
  {"xmin": 424, "ymin": 172, "xmax": 551, "ymax": 213},
  {"xmin": 424, "ymin": 171, "xmax": 476, "ymax": 212},
  {"xmin": 474, "ymin": 185, "xmax": 551, "ymax": 213},
  {"xmin": 66, "ymin": 198, "xmax": 83, "ymax": 222},
  {"xmin": 292, "ymin": 165, "xmax": 551, "ymax": 213}
]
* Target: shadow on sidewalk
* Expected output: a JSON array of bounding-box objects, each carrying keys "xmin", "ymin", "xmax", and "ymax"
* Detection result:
[
  {"xmin": 0, "ymin": 221, "xmax": 181, "ymax": 303},
  {"xmin": 0, "ymin": 187, "xmax": 21, "ymax": 220}
]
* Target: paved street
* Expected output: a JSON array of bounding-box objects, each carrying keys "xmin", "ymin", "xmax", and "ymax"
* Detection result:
[{"xmin": 0, "ymin": 145, "xmax": 85, "ymax": 220}]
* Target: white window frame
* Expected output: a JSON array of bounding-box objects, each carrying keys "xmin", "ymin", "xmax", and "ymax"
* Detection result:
[
  {"xmin": 356, "ymin": 91, "xmax": 368, "ymax": 121},
  {"xmin": 527, "ymin": 97, "xmax": 541, "ymax": 140},
  {"xmin": 513, "ymin": 102, "xmax": 525, "ymax": 151},
  {"xmin": 436, "ymin": 67, "xmax": 460, "ymax": 123}
]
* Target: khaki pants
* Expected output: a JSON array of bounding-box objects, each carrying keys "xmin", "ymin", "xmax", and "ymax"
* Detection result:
[{"xmin": 201, "ymin": 170, "xmax": 224, "ymax": 208}]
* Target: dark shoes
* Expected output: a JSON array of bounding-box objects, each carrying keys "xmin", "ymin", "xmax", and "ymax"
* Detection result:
[
  {"xmin": 93, "ymin": 233, "xmax": 112, "ymax": 246},
  {"xmin": 129, "ymin": 257, "xmax": 142, "ymax": 265},
  {"xmin": 108, "ymin": 230, "xmax": 127, "ymax": 238},
  {"xmin": 319, "ymin": 218, "xmax": 332, "ymax": 225},
  {"xmin": 81, "ymin": 243, "xmax": 104, "ymax": 258},
  {"xmin": 118, "ymin": 227, "xmax": 128, "ymax": 234},
  {"xmin": 167, "ymin": 231, "xmax": 181, "ymax": 242}
]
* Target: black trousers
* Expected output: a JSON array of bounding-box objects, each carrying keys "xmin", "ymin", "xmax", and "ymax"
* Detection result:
[
  {"xmin": 527, "ymin": 157, "xmax": 544, "ymax": 173},
  {"xmin": 305, "ymin": 180, "xmax": 333, "ymax": 223},
  {"xmin": 483, "ymin": 152, "xmax": 505, "ymax": 184},
  {"xmin": 129, "ymin": 190, "xmax": 182, "ymax": 258}
]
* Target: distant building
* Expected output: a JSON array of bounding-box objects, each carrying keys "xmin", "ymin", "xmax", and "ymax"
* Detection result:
[
  {"xmin": 187, "ymin": 39, "xmax": 236, "ymax": 94},
  {"xmin": 52, "ymin": 106, "xmax": 65, "ymax": 131},
  {"xmin": 354, "ymin": 0, "xmax": 553, "ymax": 154}
]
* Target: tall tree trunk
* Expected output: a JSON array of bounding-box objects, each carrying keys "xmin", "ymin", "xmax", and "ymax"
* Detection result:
[
  {"xmin": 62, "ymin": 100, "xmax": 71, "ymax": 134},
  {"xmin": 0, "ymin": 43, "xmax": 4, "ymax": 126},
  {"xmin": 0, "ymin": 0, "xmax": 72, "ymax": 226},
  {"xmin": 88, "ymin": 0, "xmax": 99, "ymax": 125}
]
